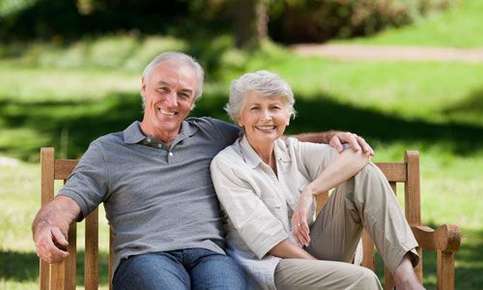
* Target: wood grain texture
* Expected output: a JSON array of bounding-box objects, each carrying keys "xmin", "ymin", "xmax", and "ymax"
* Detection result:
[
  {"xmin": 404, "ymin": 151, "xmax": 423, "ymax": 282},
  {"xmin": 85, "ymin": 209, "xmax": 99, "ymax": 290},
  {"xmin": 361, "ymin": 230, "xmax": 375, "ymax": 271},
  {"xmin": 54, "ymin": 159, "xmax": 78, "ymax": 180},
  {"xmin": 109, "ymin": 228, "xmax": 114, "ymax": 290},
  {"xmin": 40, "ymin": 148, "xmax": 54, "ymax": 290},
  {"xmin": 50, "ymin": 262, "xmax": 65, "ymax": 290},
  {"xmin": 65, "ymin": 222, "xmax": 77, "ymax": 290},
  {"xmin": 437, "ymin": 251, "xmax": 455, "ymax": 290}
]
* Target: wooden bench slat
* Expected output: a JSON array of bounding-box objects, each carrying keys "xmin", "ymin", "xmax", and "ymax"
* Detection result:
[
  {"xmin": 50, "ymin": 262, "xmax": 65, "ymax": 290},
  {"xmin": 404, "ymin": 151, "xmax": 423, "ymax": 282},
  {"xmin": 40, "ymin": 148, "xmax": 55, "ymax": 290},
  {"xmin": 54, "ymin": 160, "xmax": 78, "ymax": 180},
  {"xmin": 85, "ymin": 208, "xmax": 99, "ymax": 290},
  {"xmin": 65, "ymin": 222, "xmax": 77, "ymax": 290},
  {"xmin": 361, "ymin": 230, "xmax": 375, "ymax": 271},
  {"xmin": 109, "ymin": 228, "xmax": 114, "ymax": 290},
  {"xmin": 375, "ymin": 162, "xmax": 407, "ymax": 182}
]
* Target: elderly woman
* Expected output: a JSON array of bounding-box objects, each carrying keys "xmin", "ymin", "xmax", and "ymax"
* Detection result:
[{"xmin": 210, "ymin": 71, "xmax": 424, "ymax": 290}]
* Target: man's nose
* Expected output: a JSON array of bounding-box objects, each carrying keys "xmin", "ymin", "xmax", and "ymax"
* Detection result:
[{"xmin": 163, "ymin": 92, "xmax": 178, "ymax": 107}]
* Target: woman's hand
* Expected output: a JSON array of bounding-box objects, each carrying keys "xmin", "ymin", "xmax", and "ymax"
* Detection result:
[
  {"xmin": 329, "ymin": 132, "xmax": 374, "ymax": 156},
  {"xmin": 292, "ymin": 188, "xmax": 313, "ymax": 247}
]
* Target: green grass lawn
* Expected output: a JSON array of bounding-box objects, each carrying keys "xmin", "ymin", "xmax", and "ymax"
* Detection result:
[
  {"xmin": 0, "ymin": 41, "xmax": 482, "ymax": 289},
  {"xmin": 333, "ymin": 0, "xmax": 483, "ymax": 48}
]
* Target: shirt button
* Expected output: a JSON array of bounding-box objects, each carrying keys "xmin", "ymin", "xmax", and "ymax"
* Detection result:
[{"xmin": 169, "ymin": 152, "xmax": 173, "ymax": 156}]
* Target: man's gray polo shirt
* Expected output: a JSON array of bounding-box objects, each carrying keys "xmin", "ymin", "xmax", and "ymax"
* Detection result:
[{"xmin": 58, "ymin": 117, "xmax": 240, "ymax": 273}]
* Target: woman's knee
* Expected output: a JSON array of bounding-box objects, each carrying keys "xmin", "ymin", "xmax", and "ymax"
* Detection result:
[{"xmin": 355, "ymin": 267, "xmax": 382, "ymax": 289}]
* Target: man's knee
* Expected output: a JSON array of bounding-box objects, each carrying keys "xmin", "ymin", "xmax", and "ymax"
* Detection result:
[
  {"xmin": 113, "ymin": 253, "xmax": 189, "ymax": 290},
  {"xmin": 191, "ymin": 253, "xmax": 247, "ymax": 290}
]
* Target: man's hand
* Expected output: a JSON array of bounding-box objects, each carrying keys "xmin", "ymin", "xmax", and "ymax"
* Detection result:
[
  {"xmin": 329, "ymin": 132, "xmax": 374, "ymax": 156},
  {"xmin": 32, "ymin": 196, "xmax": 80, "ymax": 264},
  {"xmin": 292, "ymin": 188, "xmax": 313, "ymax": 247},
  {"xmin": 34, "ymin": 222, "xmax": 69, "ymax": 263}
]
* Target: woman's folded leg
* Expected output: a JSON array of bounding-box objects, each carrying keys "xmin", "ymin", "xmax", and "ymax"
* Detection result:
[{"xmin": 274, "ymin": 258, "xmax": 382, "ymax": 290}]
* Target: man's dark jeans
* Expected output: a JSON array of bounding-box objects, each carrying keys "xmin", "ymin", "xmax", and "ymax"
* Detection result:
[{"xmin": 113, "ymin": 248, "xmax": 247, "ymax": 290}]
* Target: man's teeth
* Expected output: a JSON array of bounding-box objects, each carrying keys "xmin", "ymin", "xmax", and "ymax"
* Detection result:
[{"xmin": 158, "ymin": 109, "xmax": 176, "ymax": 116}]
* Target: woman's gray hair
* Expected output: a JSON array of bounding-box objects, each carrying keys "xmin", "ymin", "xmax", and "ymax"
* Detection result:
[
  {"xmin": 143, "ymin": 51, "xmax": 204, "ymax": 100},
  {"xmin": 225, "ymin": 70, "xmax": 296, "ymax": 122}
]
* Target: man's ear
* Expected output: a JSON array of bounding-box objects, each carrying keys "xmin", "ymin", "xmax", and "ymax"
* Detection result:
[{"xmin": 140, "ymin": 77, "xmax": 146, "ymax": 96}]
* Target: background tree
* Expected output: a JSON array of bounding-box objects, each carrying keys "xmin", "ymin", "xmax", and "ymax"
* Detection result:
[{"xmin": 233, "ymin": 0, "xmax": 268, "ymax": 49}]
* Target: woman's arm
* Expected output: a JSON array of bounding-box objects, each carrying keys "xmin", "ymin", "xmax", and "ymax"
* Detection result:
[
  {"xmin": 306, "ymin": 148, "xmax": 370, "ymax": 195},
  {"xmin": 292, "ymin": 148, "xmax": 371, "ymax": 246},
  {"xmin": 269, "ymin": 239, "xmax": 316, "ymax": 260}
]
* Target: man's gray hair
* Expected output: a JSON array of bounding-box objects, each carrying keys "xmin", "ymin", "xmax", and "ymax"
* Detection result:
[
  {"xmin": 143, "ymin": 51, "xmax": 205, "ymax": 100},
  {"xmin": 225, "ymin": 70, "xmax": 296, "ymax": 123}
]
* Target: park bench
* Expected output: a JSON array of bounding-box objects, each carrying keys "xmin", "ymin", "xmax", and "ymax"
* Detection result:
[{"xmin": 38, "ymin": 142, "xmax": 461, "ymax": 290}]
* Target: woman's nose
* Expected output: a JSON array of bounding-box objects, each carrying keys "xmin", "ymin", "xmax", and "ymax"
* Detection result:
[{"xmin": 261, "ymin": 109, "xmax": 272, "ymax": 120}]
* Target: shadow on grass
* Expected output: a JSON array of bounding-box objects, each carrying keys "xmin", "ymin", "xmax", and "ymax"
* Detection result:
[
  {"xmin": 374, "ymin": 226, "xmax": 483, "ymax": 290},
  {"xmin": 442, "ymin": 88, "xmax": 483, "ymax": 126},
  {"xmin": 290, "ymin": 93, "xmax": 483, "ymax": 155},
  {"xmin": 0, "ymin": 90, "xmax": 483, "ymax": 161},
  {"xmin": 0, "ymin": 249, "xmax": 110, "ymax": 285},
  {"xmin": 1, "ymin": 228, "xmax": 481, "ymax": 289}
]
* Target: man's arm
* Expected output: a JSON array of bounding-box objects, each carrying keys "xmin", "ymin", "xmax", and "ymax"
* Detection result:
[
  {"xmin": 292, "ymin": 130, "xmax": 374, "ymax": 155},
  {"xmin": 32, "ymin": 196, "xmax": 81, "ymax": 263},
  {"xmin": 291, "ymin": 131, "xmax": 337, "ymax": 144}
]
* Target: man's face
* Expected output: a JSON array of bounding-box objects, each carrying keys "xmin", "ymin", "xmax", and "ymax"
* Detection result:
[{"xmin": 141, "ymin": 61, "xmax": 198, "ymax": 138}]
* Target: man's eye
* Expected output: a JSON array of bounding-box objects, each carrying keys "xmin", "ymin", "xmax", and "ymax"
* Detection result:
[{"xmin": 178, "ymin": 93, "xmax": 190, "ymax": 100}]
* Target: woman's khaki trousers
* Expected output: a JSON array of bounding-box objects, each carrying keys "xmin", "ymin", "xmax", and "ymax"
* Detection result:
[{"xmin": 274, "ymin": 163, "xmax": 419, "ymax": 290}]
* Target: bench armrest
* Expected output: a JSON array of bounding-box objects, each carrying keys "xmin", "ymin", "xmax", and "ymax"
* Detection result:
[{"xmin": 411, "ymin": 224, "xmax": 461, "ymax": 253}]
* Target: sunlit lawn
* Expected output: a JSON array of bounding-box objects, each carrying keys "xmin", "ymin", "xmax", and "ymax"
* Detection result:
[{"xmin": 1, "ymin": 47, "xmax": 482, "ymax": 289}]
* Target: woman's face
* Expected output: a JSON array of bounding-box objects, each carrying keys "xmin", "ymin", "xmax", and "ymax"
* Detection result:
[{"xmin": 238, "ymin": 91, "xmax": 291, "ymax": 147}]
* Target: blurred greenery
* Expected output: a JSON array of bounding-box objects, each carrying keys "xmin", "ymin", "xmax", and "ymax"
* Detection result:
[
  {"xmin": 0, "ymin": 1, "xmax": 482, "ymax": 290},
  {"xmin": 336, "ymin": 0, "xmax": 483, "ymax": 48}
]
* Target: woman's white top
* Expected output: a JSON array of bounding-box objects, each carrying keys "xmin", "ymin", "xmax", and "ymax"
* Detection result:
[{"xmin": 210, "ymin": 136, "xmax": 338, "ymax": 290}]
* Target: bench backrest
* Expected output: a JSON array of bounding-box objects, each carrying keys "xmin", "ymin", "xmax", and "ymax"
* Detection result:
[{"xmin": 39, "ymin": 147, "xmax": 423, "ymax": 290}]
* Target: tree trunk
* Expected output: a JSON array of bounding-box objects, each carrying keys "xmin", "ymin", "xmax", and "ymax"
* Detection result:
[{"xmin": 234, "ymin": 0, "xmax": 268, "ymax": 49}]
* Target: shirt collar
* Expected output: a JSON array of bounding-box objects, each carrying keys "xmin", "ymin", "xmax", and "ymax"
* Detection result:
[
  {"xmin": 238, "ymin": 135, "xmax": 291, "ymax": 169},
  {"xmin": 122, "ymin": 120, "xmax": 198, "ymax": 145},
  {"xmin": 123, "ymin": 121, "xmax": 146, "ymax": 144},
  {"xmin": 176, "ymin": 118, "xmax": 198, "ymax": 140}
]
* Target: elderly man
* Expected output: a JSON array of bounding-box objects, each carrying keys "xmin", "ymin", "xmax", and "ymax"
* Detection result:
[{"xmin": 32, "ymin": 52, "xmax": 373, "ymax": 290}]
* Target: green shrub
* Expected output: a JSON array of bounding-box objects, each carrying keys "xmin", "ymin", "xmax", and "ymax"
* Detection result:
[{"xmin": 269, "ymin": 0, "xmax": 458, "ymax": 43}]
